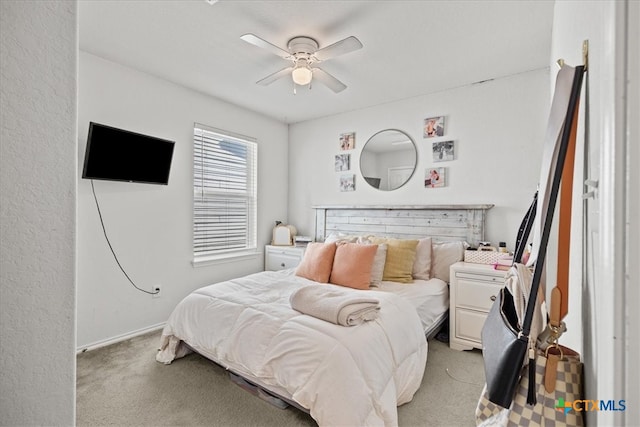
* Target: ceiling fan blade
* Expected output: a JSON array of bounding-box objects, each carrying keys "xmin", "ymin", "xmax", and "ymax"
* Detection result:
[
  {"xmin": 240, "ymin": 33, "xmax": 291, "ymax": 59},
  {"xmin": 314, "ymin": 36, "xmax": 363, "ymax": 62},
  {"xmin": 312, "ymin": 68, "xmax": 347, "ymax": 93},
  {"xmin": 256, "ymin": 66, "xmax": 293, "ymax": 86}
]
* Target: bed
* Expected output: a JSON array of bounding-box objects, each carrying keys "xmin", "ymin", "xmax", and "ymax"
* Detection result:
[{"xmin": 157, "ymin": 205, "xmax": 492, "ymax": 426}]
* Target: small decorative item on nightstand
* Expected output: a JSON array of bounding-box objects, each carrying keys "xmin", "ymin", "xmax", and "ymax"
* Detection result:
[
  {"xmin": 449, "ymin": 261, "xmax": 507, "ymax": 351},
  {"xmin": 272, "ymin": 221, "xmax": 295, "ymax": 246}
]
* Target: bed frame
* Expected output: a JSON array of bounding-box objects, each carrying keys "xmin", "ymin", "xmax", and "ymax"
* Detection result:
[{"xmin": 314, "ymin": 204, "xmax": 493, "ymax": 247}]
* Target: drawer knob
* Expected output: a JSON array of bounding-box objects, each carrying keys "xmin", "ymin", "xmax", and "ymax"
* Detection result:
[
  {"xmin": 280, "ymin": 262, "xmax": 285, "ymax": 267},
  {"xmin": 490, "ymin": 295, "xmax": 497, "ymax": 302}
]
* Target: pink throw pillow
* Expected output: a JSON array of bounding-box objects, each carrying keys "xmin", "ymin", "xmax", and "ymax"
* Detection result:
[
  {"xmin": 295, "ymin": 242, "xmax": 337, "ymax": 283},
  {"xmin": 329, "ymin": 243, "xmax": 378, "ymax": 290}
]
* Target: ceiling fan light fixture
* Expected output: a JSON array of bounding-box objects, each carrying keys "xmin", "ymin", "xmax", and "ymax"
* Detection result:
[{"xmin": 291, "ymin": 60, "xmax": 313, "ymax": 86}]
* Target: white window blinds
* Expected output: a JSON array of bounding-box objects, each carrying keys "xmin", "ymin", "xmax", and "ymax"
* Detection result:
[{"xmin": 193, "ymin": 124, "xmax": 257, "ymax": 259}]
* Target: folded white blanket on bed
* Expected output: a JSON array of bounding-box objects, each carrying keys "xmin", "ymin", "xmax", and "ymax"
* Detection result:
[{"xmin": 290, "ymin": 284, "xmax": 380, "ymax": 326}]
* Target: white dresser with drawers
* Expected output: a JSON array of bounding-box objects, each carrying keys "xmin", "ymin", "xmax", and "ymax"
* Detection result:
[
  {"xmin": 449, "ymin": 262, "xmax": 507, "ymax": 351},
  {"xmin": 264, "ymin": 245, "xmax": 306, "ymax": 271}
]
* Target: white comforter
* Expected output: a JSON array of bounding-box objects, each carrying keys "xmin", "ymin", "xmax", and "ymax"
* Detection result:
[{"xmin": 157, "ymin": 270, "xmax": 428, "ymax": 427}]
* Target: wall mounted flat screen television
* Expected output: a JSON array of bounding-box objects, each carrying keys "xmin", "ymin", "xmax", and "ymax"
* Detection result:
[{"xmin": 82, "ymin": 122, "xmax": 175, "ymax": 185}]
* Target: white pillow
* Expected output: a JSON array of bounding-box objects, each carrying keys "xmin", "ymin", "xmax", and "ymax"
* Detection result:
[
  {"xmin": 324, "ymin": 232, "xmax": 358, "ymax": 243},
  {"xmin": 431, "ymin": 240, "xmax": 469, "ymax": 282},
  {"xmin": 369, "ymin": 243, "xmax": 388, "ymax": 286},
  {"xmin": 412, "ymin": 237, "xmax": 433, "ymax": 280},
  {"xmin": 356, "ymin": 235, "xmax": 376, "ymax": 244}
]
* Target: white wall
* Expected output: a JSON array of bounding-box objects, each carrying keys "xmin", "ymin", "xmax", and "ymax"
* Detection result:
[
  {"xmin": 0, "ymin": 1, "xmax": 77, "ymax": 425},
  {"xmin": 77, "ymin": 52, "xmax": 289, "ymax": 348},
  {"xmin": 288, "ymin": 69, "xmax": 550, "ymax": 249}
]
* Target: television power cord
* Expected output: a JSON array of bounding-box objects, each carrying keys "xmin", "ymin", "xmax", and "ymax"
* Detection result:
[
  {"xmin": 90, "ymin": 180, "xmax": 159, "ymax": 295},
  {"xmin": 445, "ymin": 367, "xmax": 483, "ymax": 386}
]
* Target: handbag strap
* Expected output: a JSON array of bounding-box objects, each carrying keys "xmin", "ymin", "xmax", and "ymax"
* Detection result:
[
  {"xmin": 550, "ymin": 95, "xmax": 580, "ymax": 327},
  {"xmin": 513, "ymin": 191, "xmax": 538, "ymax": 264},
  {"xmin": 521, "ymin": 65, "xmax": 585, "ymax": 337},
  {"xmin": 542, "ymin": 95, "xmax": 581, "ymax": 396}
]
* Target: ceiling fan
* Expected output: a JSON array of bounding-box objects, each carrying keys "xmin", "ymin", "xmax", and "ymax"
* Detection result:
[{"xmin": 240, "ymin": 33, "xmax": 363, "ymax": 93}]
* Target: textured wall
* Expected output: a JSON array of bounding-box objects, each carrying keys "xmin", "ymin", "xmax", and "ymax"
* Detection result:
[{"xmin": 0, "ymin": 1, "xmax": 77, "ymax": 425}]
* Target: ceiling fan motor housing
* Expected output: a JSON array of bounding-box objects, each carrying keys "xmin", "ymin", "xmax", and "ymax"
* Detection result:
[{"xmin": 287, "ymin": 36, "xmax": 319, "ymax": 58}]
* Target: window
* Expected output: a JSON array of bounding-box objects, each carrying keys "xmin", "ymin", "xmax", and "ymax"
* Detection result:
[{"xmin": 193, "ymin": 124, "xmax": 257, "ymax": 262}]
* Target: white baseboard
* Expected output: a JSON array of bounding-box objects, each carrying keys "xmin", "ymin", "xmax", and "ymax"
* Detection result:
[{"xmin": 77, "ymin": 322, "xmax": 165, "ymax": 354}]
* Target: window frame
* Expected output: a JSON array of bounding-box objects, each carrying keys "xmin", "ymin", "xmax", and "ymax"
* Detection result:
[{"xmin": 192, "ymin": 123, "xmax": 258, "ymax": 266}]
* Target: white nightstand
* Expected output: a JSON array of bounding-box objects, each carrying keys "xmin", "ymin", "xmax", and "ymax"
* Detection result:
[
  {"xmin": 449, "ymin": 262, "xmax": 507, "ymax": 351},
  {"xmin": 264, "ymin": 245, "xmax": 306, "ymax": 271}
]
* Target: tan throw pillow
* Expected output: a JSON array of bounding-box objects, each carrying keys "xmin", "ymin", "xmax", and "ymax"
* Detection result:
[
  {"xmin": 431, "ymin": 240, "xmax": 468, "ymax": 282},
  {"xmin": 295, "ymin": 242, "xmax": 337, "ymax": 283},
  {"xmin": 412, "ymin": 237, "xmax": 433, "ymax": 280},
  {"xmin": 329, "ymin": 243, "xmax": 378, "ymax": 290},
  {"xmin": 372, "ymin": 238, "xmax": 418, "ymax": 283}
]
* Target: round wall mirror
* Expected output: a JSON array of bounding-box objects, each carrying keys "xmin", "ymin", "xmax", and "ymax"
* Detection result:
[{"xmin": 360, "ymin": 129, "xmax": 417, "ymax": 191}]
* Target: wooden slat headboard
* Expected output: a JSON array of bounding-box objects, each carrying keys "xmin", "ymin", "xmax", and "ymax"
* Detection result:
[{"xmin": 313, "ymin": 205, "xmax": 493, "ymax": 247}]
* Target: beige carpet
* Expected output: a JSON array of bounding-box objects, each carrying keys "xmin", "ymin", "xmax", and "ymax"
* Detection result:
[{"xmin": 77, "ymin": 331, "xmax": 485, "ymax": 426}]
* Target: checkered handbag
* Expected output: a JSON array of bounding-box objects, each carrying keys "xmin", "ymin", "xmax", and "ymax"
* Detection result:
[{"xmin": 475, "ymin": 347, "xmax": 584, "ymax": 427}]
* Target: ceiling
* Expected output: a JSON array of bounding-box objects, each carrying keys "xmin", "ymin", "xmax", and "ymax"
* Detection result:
[{"xmin": 79, "ymin": 0, "xmax": 555, "ymax": 124}]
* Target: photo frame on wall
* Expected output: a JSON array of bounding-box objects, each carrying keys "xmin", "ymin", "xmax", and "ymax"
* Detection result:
[
  {"xmin": 339, "ymin": 174, "xmax": 355, "ymax": 192},
  {"xmin": 335, "ymin": 154, "xmax": 350, "ymax": 171},
  {"xmin": 432, "ymin": 140, "xmax": 455, "ymax": 162},
  {"xmin": 425, "ymin": 167, "xmax": 446, "ymax": 188},
  {"xmin": 423, "ymin": 116, "xmax": 445, "ymax": 138},
  {"xmin": 339, "ymin": 132, "xmax": 356, "ymax": 150}
]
